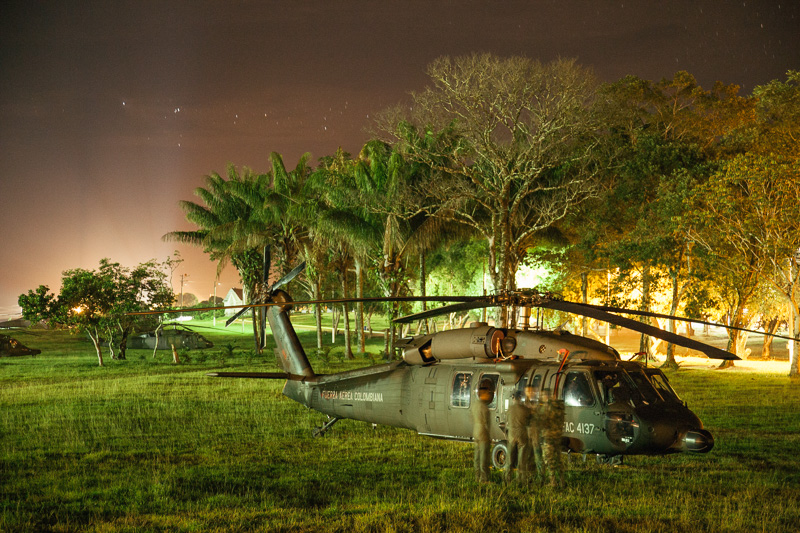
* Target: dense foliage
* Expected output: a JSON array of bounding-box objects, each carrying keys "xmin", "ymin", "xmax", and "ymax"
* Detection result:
[
  {"xmin": 155, "ymin": 58, "xmax": 798, "ymax": 372},
  {"xmin": 17, "ymin": 258, "xmax": 174, "ymax": 365}
]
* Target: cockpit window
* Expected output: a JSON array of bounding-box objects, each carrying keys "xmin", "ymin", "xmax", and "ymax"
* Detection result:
[
  {"xmin": 646, "ymin": 369, "xmax": 682, "ymax": 403},
  {"xmin": 595, "ymin": 370, "xmax": 639, "ymax": 407},
  {"xmin": 562, "ymin": 371, "xmax": 595, "ymax": 407},
  {"xmin": 627, "ymin": 370, "xmax": 663, "ymax": 404}
]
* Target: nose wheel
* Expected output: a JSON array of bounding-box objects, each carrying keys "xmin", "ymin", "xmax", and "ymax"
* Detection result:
[{"xmin": 596, "ymin": 454, "xmax": 623, "ymax": 466}]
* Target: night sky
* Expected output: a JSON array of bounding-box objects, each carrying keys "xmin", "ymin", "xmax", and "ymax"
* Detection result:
[{"xmin": 1, "ymin": 1, "xmax": 798, "ymax": 317}]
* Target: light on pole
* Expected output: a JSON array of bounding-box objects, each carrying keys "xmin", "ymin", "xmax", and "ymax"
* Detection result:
[
  {"xmin": 179, "ymin": 273, "xmax": 189, "ymax": 319},
  {"xmin": 213, "ymin": 280, "xmax": 221, "ymax": 326}
]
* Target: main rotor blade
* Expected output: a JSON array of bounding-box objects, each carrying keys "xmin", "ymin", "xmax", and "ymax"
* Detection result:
[
  {"xmin": 537, "ymin": 300, "xmax": 739, "ymax": 360},
  {"xmin": 579, "ymin": 302, "xmax": 800, "ymax": 344},
  {"xmin": 130, "ymin": 296, "xmax": 480, "ymax": 317},
  {"xmin": 270, "ymin": 261, "xmax": 306, "ymax": 292},
  {"xmin": 394, "ymin": 300, "xmax": 492, "ymax": 324}
]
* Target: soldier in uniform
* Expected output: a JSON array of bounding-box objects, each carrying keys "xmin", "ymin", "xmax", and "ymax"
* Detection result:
[
  {"xmin": 524, "ymin": 385, "xmax": 545, "ymax": 480},
  {"xmin": 504, "ymin": 391, "xmax": 530, "ymax": 484},
  {"xmin": 541, "ymin": 389, "xmax": 566, "ymax": 487},
  {"xmin": 472, "ymin": 378, "xmax": 494, "ymax": 483}
]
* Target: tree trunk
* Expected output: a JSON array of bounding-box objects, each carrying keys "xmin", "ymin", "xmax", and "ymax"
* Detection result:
[
  {"xmin": 331, "ymin": 307, "xmax": 340, "ymax": 343},
  {"xmin": 790, "ymin": 304, "xmax": 800, "ymax": 377},
  {"xmin": 420, "ymin": 252, "xmax": 429, "ymax": 334},
  {"xmin": 252, "ymin": 307, "xmax": 261, "ymax": 354},
  {"xmin": 638, "ymin": 266, "xmax": 652, "ymax": 360},
  {"xmin": 90, "ymin": 327, "xmax": 104, "ymax": 367},
  {"xmin": 662, "ymin": 269, "xmax": 680, "ymax": 370},
  {"xmin": 342, "ymin": 269, "xmax": 353, "ymax": 359},
  {"xmin": 355, "ymin": 260, "xmax": 365, "ymax": 353},
  {"xmin": 719, "ymin": 335, "xmax": 735, "ymax": 370},
  {"xmin": 313, "ymin": 277, "xmax": 323, "ymax": 353},
  {"xmin": 152, "ymin": 324, "xmax": 162, "ymax": 359},
  {"xmin": 107, "ymin": 333, "xmax": 116, "ymax": 360},
  {"xmin": 580, "ymin": 271, "xmax": 588, "ymax": 337},
  {"xmin": 117, "ymin": 327, "xmax": 129, "ymax": 360},
  {"xmin": 789, "ymin": 259, "xmax": 799, "ymax": 377},
  {"xmin": 790, "ymin": 322, "xmax": 800, "ymax": 377},
  {"xmin": 761, "ymin": 318, "xmax": 779, "ymax": 360}
]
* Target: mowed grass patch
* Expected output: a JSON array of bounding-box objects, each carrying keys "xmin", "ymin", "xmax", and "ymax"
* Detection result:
[{"xmin": 1, "ymin": 328, "xmax": 800, "ymax": 532}]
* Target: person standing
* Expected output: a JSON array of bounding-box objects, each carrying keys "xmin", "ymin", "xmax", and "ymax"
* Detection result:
[
  {"xmin": 525, "ymin": 385, "xmax": 545, "ymax": 480},
  {"xmin": 505, "ymin": 391, "xmax": 530, "ymax": 484},
  {"xmin": 541, "ymin": 390, "xmax": 566, "ymax": 487},
  {"xmin": 472, "ymin": 378, "xmax": 494, "ymax": 483}
]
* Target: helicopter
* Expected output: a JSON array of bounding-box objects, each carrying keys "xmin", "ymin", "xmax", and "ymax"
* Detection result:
[
  {"xmin": 126, "ymin": 323, "xmax": 214, "ymax": 350},
  {"xmin": 0, "ymin": 334, "xmax": 41, "ymax": 357},
  {"xmin": 183, "ymin": 261, "xmax": 799, "ymax": 468}
]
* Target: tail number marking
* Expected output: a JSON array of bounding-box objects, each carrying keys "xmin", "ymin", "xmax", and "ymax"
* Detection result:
[{"xmin": 564, "ymin": 422, "xmax": 596, "ymax": 435}]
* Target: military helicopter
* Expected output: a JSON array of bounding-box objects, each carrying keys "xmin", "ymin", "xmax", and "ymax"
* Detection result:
[
  {"xmin": 175, "ymin": 262, "xmax": 796, "ymax": 468},
  {"xmin": 126, "ymin": 323, "xmax": 214, "ymax": 350},
  {"xmin": 0, "ymin": 334, "xmax": 41, "ymax": 357}
]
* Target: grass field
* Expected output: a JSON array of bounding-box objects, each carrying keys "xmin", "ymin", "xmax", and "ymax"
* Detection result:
[{"xmin": 2, "ymin": 321, "xmax": 800, "ymax": 532}]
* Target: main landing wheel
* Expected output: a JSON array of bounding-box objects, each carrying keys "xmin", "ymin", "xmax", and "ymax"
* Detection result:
[{"xmin": 491, "ymin": 441, "xmax": 508, "ymax": 469}]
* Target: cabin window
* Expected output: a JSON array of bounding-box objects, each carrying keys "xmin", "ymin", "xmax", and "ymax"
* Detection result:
[
  {"xmin": 451, "ymin": 372, "xmax": 472, "ymax": 408},
  {"xmin": 562, "ymin": 371, "xmax": 595, "ymax": 407},
  {"xmin": 480, "ymin": 373, "xmax": 500, "ymax": 410},
  {"xmin": 527, "ymin": 373, "xmax": 543, "ymax": 401},
  {"xmin": 515, "ymin": 375, "xmax": 528, "ymax": 398}
]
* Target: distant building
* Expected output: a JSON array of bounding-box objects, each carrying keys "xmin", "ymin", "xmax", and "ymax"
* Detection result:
[{"xmin": 222, "ymin": 288, "xmax": 248, "ymax": 316}]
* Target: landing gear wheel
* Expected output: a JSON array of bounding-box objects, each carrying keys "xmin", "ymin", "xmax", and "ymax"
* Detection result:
[
  {"xmin": 596, "ymin": 454, "xmax": 623, "ymax": 466},
  {"xmin": 312, "ymin": 416, "xmax": 340, "ymax": 437},
  {"xmin": 491, "ymin": 441, "xmax": 508, "ymax": 469}
]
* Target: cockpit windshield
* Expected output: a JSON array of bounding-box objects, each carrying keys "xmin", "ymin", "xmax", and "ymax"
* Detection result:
[
  {"xmin": 594, "ymin": 368, "xmax": 663, "ymax": 407},
  {"xmin": 626, "ymin": 369, "xmax": 663, "ymax": 405},
  {"xmin": 645, "ymin": 368, "xmax": 683, "ymax": 403},
  {"xmin": 595, "ymin": 370, "xmax": 637, "ymax": 407}
]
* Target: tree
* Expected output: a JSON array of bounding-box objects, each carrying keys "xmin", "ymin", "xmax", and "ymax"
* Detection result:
[
  {"xmin": 563, "ymin": 72, "xmax": 752, "ymax": 365},
  {"xmin": 105, "ymin": 259, "xmax": 175, "ymax": 360},
  {"xmin": 689, "ymin": 154, "xmax": 800, "ymax": 370},
  {"xmin": 312, "ymin": 140, "xmax": 458, "ymax": 357},
  {"xmin": 382, "ymin": 54, "xmax": 602, "ymax": 325},
  {"xmin": 18, "ymin": 259, "xmax": 174, "ymax": 366},
  {"xmin": 164, "ymin": 165, "xmax": 270, "ymax": 352}
]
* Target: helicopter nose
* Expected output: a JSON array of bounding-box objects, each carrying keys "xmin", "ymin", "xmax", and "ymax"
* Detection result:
[{"xmin": 680, "ymin": 429, "xmax": 715, "ymax": 453}]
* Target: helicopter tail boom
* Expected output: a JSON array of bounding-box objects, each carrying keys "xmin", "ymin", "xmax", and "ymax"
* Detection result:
[
  {"xmin": 266, "ymin": 290, "xmax": 316, "ymax": 378},
  {"xmin": 207, "ymin": 371, "xmax": 311, "ymax": 381}
]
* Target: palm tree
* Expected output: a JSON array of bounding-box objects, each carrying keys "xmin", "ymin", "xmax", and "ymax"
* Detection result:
[
  {"xmin": 313, "ymin": 140, "xmax": 462, "ymax": 358},
  {"xmin": 164, "ymin": 165, "xmax": 268, "ymax": 351}
]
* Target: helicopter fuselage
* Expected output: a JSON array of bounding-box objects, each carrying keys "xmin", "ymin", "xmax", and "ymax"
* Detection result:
[{"xmin": 283, "ymin": 356, "xmax": 712, "ymax": 462}]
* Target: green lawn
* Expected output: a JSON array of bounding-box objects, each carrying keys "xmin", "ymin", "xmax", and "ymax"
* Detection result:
[{"xmin": 2, "ymin": 323, "xmax": 799, "ymax": 532}]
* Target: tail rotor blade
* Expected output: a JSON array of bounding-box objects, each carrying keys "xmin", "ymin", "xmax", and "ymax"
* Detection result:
[
  {"xmin": 225, "ymin": 306, "xmax": 250, "ymax": 327},
  {"xmin": 270, "ymin": 261, "xmax": 306, "ymax": 292}
]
